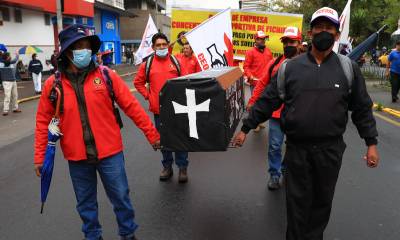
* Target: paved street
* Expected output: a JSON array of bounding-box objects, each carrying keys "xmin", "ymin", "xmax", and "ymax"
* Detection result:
[{"xmin": 0, "ymin": 71, "xmax": 400, "ymax": 240}]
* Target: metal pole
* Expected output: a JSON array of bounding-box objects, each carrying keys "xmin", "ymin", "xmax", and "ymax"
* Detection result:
[{"xmin": 56, "ymin": 0, "xmax": 63, "ymax": 33}]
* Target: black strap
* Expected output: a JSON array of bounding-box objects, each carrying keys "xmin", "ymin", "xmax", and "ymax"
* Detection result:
[
  {"xmin": 49, "ymin": 71, "xmax": 64, "ymax": 114},
  {"xmin": 145, "ymin": 53, "xmax": 181, "ymax": 82}
]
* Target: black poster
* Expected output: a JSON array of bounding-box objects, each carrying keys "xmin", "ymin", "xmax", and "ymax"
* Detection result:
[{"xmin": 159, "ymin": 68, "xmax": 244, "ymax": 152}]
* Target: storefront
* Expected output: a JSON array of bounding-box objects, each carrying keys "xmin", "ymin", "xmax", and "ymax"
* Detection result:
[{"xmin": 96, "ymin": 9, "xmax": 121, "ymax": 64}]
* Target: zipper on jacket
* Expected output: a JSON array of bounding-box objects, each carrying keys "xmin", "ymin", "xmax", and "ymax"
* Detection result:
[{"xmin": 73, "ymin": 76, "xmax": 99, "ymax": 162}]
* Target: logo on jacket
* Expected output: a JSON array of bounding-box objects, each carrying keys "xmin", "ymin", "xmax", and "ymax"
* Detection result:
[{"xmin": 93, "ymin": 78, "xmax": 102, "ymax": 85}]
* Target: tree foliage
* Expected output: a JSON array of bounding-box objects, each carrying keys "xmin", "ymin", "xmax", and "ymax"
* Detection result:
[{"xmin": 271, "ymin": 0, "xmax": 400, "ymax": 47}]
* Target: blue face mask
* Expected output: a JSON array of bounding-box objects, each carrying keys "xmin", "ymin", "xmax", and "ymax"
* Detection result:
[
  {"xmin": 155, "ymin": 48, "xmax": 168, "ymax": 58},
  {"xmin": 71, "ymin": 49, "xmax": 92, "ymax": 69}
]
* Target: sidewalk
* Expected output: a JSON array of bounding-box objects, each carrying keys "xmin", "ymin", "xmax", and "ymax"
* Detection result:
[{"xmin": 366, "ymin": 80, "xmax": 400, "ymax": 111}]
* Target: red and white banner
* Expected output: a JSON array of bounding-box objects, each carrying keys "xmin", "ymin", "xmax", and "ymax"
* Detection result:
[
  {"xmin": 135, "ymin": 15, "xmax": 158, "ymax": 65},
  {"xmin": 184, "ymin": 8, "xmax": 234, "ymax": 70}
]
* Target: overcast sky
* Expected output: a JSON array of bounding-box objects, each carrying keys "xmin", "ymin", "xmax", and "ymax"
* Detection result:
[{"xmin": 166, "ymin": 0, "xmax": 239, "ymax": 14}]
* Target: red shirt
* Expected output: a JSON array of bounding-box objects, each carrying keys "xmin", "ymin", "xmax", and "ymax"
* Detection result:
[
  {"xmin": 134, "ymin": 54, "xmax": 180, "ymax": 114},
  {"xmin": 34, "ymin": 66, "xmax": 160, "ymax": 164},
  {"xmin": 243, "ymin": 46, "xmax": 273, "ymax": 86},
  {"xmin": 248, "ymin": 56, "xmax": 285, "ymax": 119},
  {"xmin": 175, "ymin": 53, "xmax": 201, "ymax": 75}
]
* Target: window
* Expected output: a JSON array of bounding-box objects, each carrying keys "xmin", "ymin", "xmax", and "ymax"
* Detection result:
[
  {"xmin": 44, "ymin": 13, "xmax": 51, "ymax": 25},
  {"xmin": 14, "ymin": 8, "xmax": 22, "ymax": 23},
  {"xmin": 0, "ymin": 7, "xmax": 10, "ymax": 22}
]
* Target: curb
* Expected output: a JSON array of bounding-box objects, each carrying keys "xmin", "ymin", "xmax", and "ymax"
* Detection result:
[
  {"xmin": 373, "ymin": 103, "xmax": 400, "ymax": 119},
  {"xmin": 16, "ymin": 71, "xmax": 138, "ymax": 104}
]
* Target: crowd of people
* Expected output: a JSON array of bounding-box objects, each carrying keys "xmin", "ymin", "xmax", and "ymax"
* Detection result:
[{"xmin": 24, "ymin": 5, "xmax": 400, "ymax": 240}]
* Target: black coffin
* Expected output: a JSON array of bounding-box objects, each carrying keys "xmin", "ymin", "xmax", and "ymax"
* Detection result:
[{"xmin": 159, "ymin": 67, "xmax": 244, "ymax": 152}]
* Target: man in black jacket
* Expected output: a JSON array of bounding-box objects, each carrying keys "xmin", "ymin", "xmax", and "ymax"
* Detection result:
[
  {"xmin": 28, "ymin": 53, "xmax": 43, "ymax": 94},
  {"xmin": 233, "ymin": 7, "xmax": 379, "ymax": 240}
]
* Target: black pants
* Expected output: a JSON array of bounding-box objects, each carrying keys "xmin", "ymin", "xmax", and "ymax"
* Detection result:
[
  {"xmin": 284, "ymin": 138, "xmax": 346, "ymax": 240},
  {"xmin": 390, "ymin": 71, "xmax": 400, "ymax": 100}
]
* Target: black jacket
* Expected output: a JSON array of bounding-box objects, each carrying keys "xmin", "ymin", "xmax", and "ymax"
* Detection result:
[
  {"xmin": 28, "ymin": 59, "xmax": 43, "ymax": 74},
  {"xmin": 242, "ymin": 52, "xmax": 378, "ymax": 146}
]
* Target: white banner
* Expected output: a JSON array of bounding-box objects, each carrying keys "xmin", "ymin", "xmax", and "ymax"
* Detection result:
[
  {"xmin": 334, "ymin": 0, "xmax": 352, "ymax": 53},
  {"xmin": 135, "ymin": 15, "xmax": 158, "ymax": 65},
  {"xmin": 184, "ymin": 8, "xmax": 234, "ymax": 70}
]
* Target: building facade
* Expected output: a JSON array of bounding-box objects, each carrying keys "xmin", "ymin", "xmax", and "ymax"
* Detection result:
[{"xmin": 120, "ymin": 0, "xmax": 170, "ymax": 54}]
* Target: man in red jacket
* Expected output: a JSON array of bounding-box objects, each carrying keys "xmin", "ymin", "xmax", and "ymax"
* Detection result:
[
  {"xmin": 34, "ymin": 24, "xmax": 160, "ymax": 240},
  {"xmin": 243, "ymin": 30, "xmax": 273, "ymax": 131},
  {"xmin": 175, "ymin": 42, "xmax": 201, "ymax": 76},
  {"xmin": 247, "ymin": 26, "xmax": 303, "ymax": 190},
  {"xmin": 134, "ymin": 33, "xmax": 189, "ymax": 183}
]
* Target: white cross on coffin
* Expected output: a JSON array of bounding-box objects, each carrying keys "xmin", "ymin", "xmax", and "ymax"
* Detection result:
[{"xmin": 172, "ymin": 89, "xmax": 210, "ymax": 139}]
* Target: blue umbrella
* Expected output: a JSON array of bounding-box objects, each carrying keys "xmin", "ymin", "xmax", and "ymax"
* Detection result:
[
  {"xmin": 348, "ymin": 25, "xmax": 387, "ymax": 61},
  {"xmin": 0, "ymin": 44, "xmax": 7, "ymax": 52},
  {"xmin": 40, "ymin": 87, "xmax": 62, "ymax": 214}
]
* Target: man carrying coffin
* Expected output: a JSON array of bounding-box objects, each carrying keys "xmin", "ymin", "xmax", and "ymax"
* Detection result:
[
  {"xmin": 134, "ymin": 33, "xmax": 190, "ymax": 183},
  {"xmin": 234, "ymin": 7, "xmax": 379, "ymax": 239}
]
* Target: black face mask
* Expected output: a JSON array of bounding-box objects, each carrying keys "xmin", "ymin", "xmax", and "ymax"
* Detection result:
[
  {"xmin": 284, "ymin": 46, "xmax": 298, "ymax": 58},
  {"xmin": 256, "ymin": 44, "xmax": 266, "ymax": 50},
  {"xmin": 312, "ymin": 31, "xmax": 335, "ymax": 52}
]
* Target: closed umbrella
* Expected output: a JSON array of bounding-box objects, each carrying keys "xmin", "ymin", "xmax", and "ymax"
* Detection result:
[
  {"xmin": 348, "ymin": 25, "xmax": 387, "ymax": 61},
  {"xmin": 40, "ymin": 86, "xmax": 62, "ymax": 214},
  {"xmin": 0, "ymin": 44, "xmax": 7, "ymax": 52}
]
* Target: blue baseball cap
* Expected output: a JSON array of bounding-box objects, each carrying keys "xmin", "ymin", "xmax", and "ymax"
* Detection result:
[{"xmin": 58, "ymin": 24, "xmax": 101, "ymax": 59}]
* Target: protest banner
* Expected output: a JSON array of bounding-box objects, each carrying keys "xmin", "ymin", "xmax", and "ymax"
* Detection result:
[
  {"xmin": 185, "ymin": 8, "xmax": 234, "ymax": 70},
  {"xmin": 171, "ymin": 8, "xmax": 303, "ymax": 60},
  {"xmin": 134, "ymin": 14, "xmax": 158, "ymax": 65}
]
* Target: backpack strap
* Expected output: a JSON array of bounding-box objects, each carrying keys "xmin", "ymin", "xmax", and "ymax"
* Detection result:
[
  {"xmin": 98, "ymin": 65, "xmax": 124, "ymax": 129},
  {"xmin": 169, "ymin": 54, "xmax": 181, "ymax": 76},
  {"xmin": 145, "ymin": 54, "xmax": 154, "ymax": 82},
  {"xmin": 276, "ymin": 59, "xmax": 290, "ymax": 100},
  {"xmin": 268, "ymin": 55, "xmax": 284, "ymax": 80},
  {"xmin": 49, "ymin": 70, "xmax": 64, "ymax": 114},
  {"xmin": 145, "ymin": 53, "xmax": 181, "ymax": 82},
  {"xmin": 337, "ymin": 54, "xmax": 354, "ymax": 93}
]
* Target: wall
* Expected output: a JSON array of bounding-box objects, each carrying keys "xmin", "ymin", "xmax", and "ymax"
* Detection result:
[{"xmin": 0, "ymin": 6, "xmax": 55, "ymax": 70}]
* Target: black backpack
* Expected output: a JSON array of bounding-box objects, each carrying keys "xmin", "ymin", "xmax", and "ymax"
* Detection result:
[{"xmin": 144, "ymin": 53, "xmax": 181, "ymax": 82}]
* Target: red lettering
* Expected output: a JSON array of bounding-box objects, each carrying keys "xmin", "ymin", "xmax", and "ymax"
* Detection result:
[{"xmin": 198, "ymin": 53, "xmax": 209, "ymax": 70}]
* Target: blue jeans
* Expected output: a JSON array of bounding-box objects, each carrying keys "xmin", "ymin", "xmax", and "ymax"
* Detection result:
[
  {"xmin": 268, "ymin": 118, "xmax": 284, "ymax": 177},
  {"xmin": 154, "ymin": 114, "xmax": 189, "ymax": 168},
  {"xmin": 68, "ymin": 152, "xmax": 138, "ymax": 240}
]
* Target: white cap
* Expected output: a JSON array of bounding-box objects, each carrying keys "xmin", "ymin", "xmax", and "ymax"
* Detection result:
[
  {"xmin": 280, "ymin": 26, "xmax": 302, "ymax": 41},
  {"xmin": 255, "ymin": 31, "xmax": 268, "ymax": 39},
  {"xmin": 310, "ymin": 7, "xmax": 339, "ymax": 28}
]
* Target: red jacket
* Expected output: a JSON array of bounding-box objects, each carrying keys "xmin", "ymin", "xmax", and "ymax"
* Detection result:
[
  {"xmin": 175, "ymin": 53, "xmax": 201, "ymax": 75},
  {"xmin": 34, "ymin": 66, "xmax": 160, "ymax": 164},
  {"xmin": 134, "ymin": 54, "xmax": 180, "ymax": 114},
  {"xmin": 248, "ymin": 56, "xmax": 285, "ymax": 119},
  {"xmin": 243, "ymin": 46, "xmax": 273, "ymax": 86}
]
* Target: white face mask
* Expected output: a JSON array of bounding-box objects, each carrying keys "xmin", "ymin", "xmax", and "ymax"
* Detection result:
[{"xmin": 155, "ymin": 48, "xmax": 168, "ymax": 58}]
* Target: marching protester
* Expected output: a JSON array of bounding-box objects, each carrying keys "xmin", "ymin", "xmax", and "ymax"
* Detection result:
[
  {"xmin": 233, "ymin": 7, "xmax": 379, "ymax": 240},
  {"xmin": 134, "ymin": 33, "xmax": 190, "ymax": 183},
  {"xmin": 247, "ymin": 26, "xmax": 303, "ymax": 190},
  {"xmin": 28, "ymin": 53, "xmax": 43, "ymax": 94},
  {"xmin": 243, "ymin": 30, "xmax": 273, "ymax": 132},
  {"xmin": 2, "ymin": 51, "xmax": 21, "ymax": 116},
  {"xmin": 301, "ymin": 41, "xmax": 309, "ymax": 53},
  {"xmin": 175, "ymin": 42, "xmax": 201, "ymax": 76},
  {"xmin": 34, "ymin": 24, "xmax": 160, "ymax": 240},
  {"xmin": 386, "ymin": 40, "xmax": 400, "ymax": 102}
]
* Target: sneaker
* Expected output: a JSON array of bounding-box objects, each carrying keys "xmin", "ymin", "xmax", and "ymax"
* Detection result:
[
  {"xmin": 159, "ymin": 167, "xmax": 173, "ymax": 181},
  {"xmin": 258, "ymin": 123, "xmax": 266, "ymax": 128},
  {"xmin": 253, "ymin": 126, "xmax": 261, "ymax": 133},
  {"xmin": 178, "ymin": 168, "xmax": 188, "ymax": 183},
  {"xmin": 121, "ymin": 235, "xmax": 138, "ymax": 240},
  {"xmin": 2, "ymin": 112, "xmax": 8, "ymax": 116},
  {"xmin": 267, "ymin": 176, "xmax": 280, "ymax": 190},
  {"xmin": 12, "ymin": 109, "xmax": 22, "ymax": 113}
]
